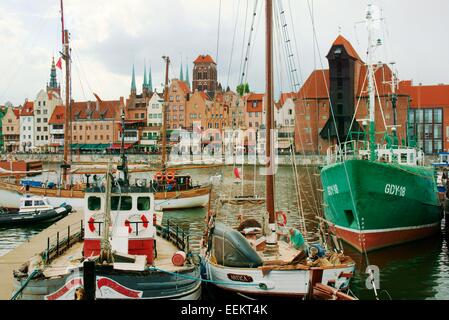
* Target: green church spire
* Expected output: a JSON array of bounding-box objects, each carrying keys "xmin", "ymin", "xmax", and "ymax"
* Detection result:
[
  {"xmin": 131, "ymin": 64, "xmax": 136, "ymax": 93},
  {"xmin": 143, "ymin": 61, "xmax": 148, "ymax": 89},
  {"xmin": 48, "ymin": 57, "xmax": 58, "ymax": 90},
  {"xmin": 180, "ymin": 61, "xmax": 184, "ymax": 82}
]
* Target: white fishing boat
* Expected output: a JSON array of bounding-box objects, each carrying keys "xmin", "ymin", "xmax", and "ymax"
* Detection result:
[{"xmin": 12, "ymin": 83, "xmax": 201, "ymax": 300}]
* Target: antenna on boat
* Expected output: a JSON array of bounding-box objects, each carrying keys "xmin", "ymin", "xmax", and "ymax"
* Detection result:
[
  {"xmin": 366, "ymin": 4, "xmax": 382, "ymax": 161},
  {"xmin": 117, "ymin": 108, "xmax": 129, "ymax": 186}
]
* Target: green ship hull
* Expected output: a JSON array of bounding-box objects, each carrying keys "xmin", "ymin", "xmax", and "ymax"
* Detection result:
[{"xmin": 321, "ymin": 160, "xmax": 443, "ymax": 252}]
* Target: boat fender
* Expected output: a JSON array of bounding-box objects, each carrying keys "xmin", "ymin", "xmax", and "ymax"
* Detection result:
[
  {"xmin": 259, "ymin": 281, "xmax": 275, "ymax": 290},
  {"xmin": 276, "ymin": 211, "xmax": 287, "ymax": 227},
  {"xmin": 172, "ymin": 251, "xmax": 186, "ymax": 267}
]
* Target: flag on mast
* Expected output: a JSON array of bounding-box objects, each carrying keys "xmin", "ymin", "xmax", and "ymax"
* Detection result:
[{"xmin": 56, "ymin": 57, "xmax": 63, "ymax": 70}]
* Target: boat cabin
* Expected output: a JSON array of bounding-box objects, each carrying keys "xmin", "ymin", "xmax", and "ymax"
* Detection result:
[
  {"xmin": 83, "ymin": 185, "xmax": 157, "ymax": 265},
  {"xmin": 327, "ymin": 140, "xmax": 425, "ymax": 166},
  {"xmin": 19, "ymin": 195, "xmax": 53, "ymax": 213}
]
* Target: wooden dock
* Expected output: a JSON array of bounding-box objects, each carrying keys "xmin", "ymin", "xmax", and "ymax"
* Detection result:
[{"xmin": 0, "ymin": 211, "xmax": 83, "ymax": 300}]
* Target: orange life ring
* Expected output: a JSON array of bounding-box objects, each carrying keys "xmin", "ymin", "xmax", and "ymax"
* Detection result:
[
  {"xmin": 166, "ymin": 171, "xmax": 176, "ymax": 183},
  {"xmin": 155, "ymin": 172, "xmax": 164, "ymax": 182},
  {"xmin": 124, "ymin": 215, "xmax": 150, "ymax": 234},
  {"xmin": 276, "ymin": 211, "xmax": 287, "ymax": 227}
]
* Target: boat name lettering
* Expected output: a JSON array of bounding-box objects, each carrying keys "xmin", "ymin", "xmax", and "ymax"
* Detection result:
[
  {"xmin": 327, "ymin": 185, "xmax": 339, "ymax": 196},
  {"xmin": 384, "ymin": 184, "xmax": 406, "ymax": 197},
  {"xmin": 227, "ymin": 274, "xmax": 254, "ymax": 283}
]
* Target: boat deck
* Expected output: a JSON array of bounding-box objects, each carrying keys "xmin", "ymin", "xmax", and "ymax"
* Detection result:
[
  {"xmin": 42, "ymin": 235, "xmax": 189, "ymax": 279},
  {"xmin": 0, "ymin": 211, "xmax": 83, "ymax": 299}
]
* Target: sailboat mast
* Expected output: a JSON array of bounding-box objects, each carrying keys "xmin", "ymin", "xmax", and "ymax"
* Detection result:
[
  {"xmin": 61, "ymin": 0, "xmax": 71, "ymax": 186},
  {"xmin": 265, "ymin": 0, "xmax": 275, "ymax": 224},
  {"xmin": 366, "ymin": 6, "xmax": 376, "ymax": 161},
  {"xmin": 162, "ymin": 56, "xmax": 170, "ymax": 172}
]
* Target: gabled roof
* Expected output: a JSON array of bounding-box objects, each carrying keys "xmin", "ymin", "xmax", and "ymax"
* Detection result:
[
  {"xmin": 20, "ymin": 101, "xmax": 34, "ymax": 116},
  {"xmin": 331, "ymin": 35, "xmax": 362, "ymax": 61},
  {"xmin": 71, "ymin": 100, "xmax": 121, "ymax": 121},
  {"xmin": 356, "ymin": 64, "xmax": 397, "ymax": 97},
  {"xmin": 12, "ymin": 108, "xmax": 20, "ymax": 119},
  {"xmin": 49, "ymin": 105, "xmax": 65, "ymax": 125},
  {"xmin": 278, "ymin": 92, "xmax": 297, "ymax": 108},
  {"xmin": 246, "ymin": 93, "xmax": 264, "ymax": 101},
  {"xmin": 194, "ymin": 55, "xmax": 216, "ymax": 64},
  {"xmin": 178, "ymin": 80, "xmax": 191, "ymax": 95},
  {"xmin": 297, "ymin": 70, "xmax": 330, "ymax": 100}
]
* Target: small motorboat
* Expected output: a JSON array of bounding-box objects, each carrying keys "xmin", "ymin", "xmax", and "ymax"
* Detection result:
[{"xmin": 0, "ymin": 195, "xmax": 72, "ymax": 227}]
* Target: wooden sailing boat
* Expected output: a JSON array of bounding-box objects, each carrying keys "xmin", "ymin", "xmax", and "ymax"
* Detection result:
[
  {"xmin": 200, "ymin": 0, "xmax": 356, "ymax": 300},
  {"xmin": 0, "ymin": 2, "xmax": 210, "ymax": 212}
]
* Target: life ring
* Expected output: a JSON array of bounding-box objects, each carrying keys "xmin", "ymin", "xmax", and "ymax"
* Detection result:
[
  {"xmin": 155, "ymin": 172, "xmax": 164, "ymax": 182},
  {"xmin": 124, "ymin": 215, "xmax": 150, "ymax": 234},
  {"xmin": 276, "ymin": 211, "xmax": 287, "ymax": 227},
  {"xmin": 166, "ymin": 171, "xmax": 176, "ymax": 184}
]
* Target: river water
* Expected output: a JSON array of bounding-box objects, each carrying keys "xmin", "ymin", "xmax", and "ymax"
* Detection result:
[{"xmin": 0, "ymin": 164, "xmax": 448, "ymax": 300}]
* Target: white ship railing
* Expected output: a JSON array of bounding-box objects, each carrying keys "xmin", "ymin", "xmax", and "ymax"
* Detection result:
[{"xmin": 326, "ymin": 141, "xmax": 425, "ymax": 166}]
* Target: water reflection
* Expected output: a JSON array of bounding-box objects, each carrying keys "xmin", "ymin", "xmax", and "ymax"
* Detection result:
[{"xmin": 1, "ymin": 164, "xmax": 449, "ymax": 299}]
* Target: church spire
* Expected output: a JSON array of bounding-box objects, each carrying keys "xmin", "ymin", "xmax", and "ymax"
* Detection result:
[
  {"xmin": 131, "ymin": 64, "xmax": 137, "ymax": 94},
  {"xmin": 143, "ymin": 61, "xmax": 148, "ymax": 90},
  {"xmin": 148, "ymin": 66, "xmax": 153, "ymax": 92},
  {"xmin": 180, "ymin": 60, "xmax": 184, "ymax": 82},
  {"xmin": 48, "ymin": 57, "xmax": 59, "ymax": 92}
]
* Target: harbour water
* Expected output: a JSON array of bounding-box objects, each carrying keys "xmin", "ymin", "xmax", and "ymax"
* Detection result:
[{"xmin": 1, "ymin": 164, "xmax": 448, "ymax": 300}]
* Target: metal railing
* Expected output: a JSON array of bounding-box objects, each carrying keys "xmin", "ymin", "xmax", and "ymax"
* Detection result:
[{"xmin": 42, "ymin": 220, "xmax": 84, "ymax": 264}]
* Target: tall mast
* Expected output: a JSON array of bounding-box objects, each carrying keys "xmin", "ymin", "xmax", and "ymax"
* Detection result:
[
  {"xmin": 61, "ymin": 0, "xmax": 71, "ymax": 186},
  {"xmin": 265, "ymin": 0, "xmax": 276, "ymax": 232},
  {"xmin": 366, "ymin": 5, "xmax": 376, "ymax": 161},
  {"xmin": 162, "ymin": 56, "xmax": 170, "ymax": 172}
]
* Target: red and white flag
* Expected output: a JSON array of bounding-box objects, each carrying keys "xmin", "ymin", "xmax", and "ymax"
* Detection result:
[{"xmin": 56, "ymin": 57, "xmax": 63, "ymax": 70}]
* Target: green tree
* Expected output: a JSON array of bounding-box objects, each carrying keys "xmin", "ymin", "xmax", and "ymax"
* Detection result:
[{"xmin": 237, "ymin": 83, "xmax": 250, "ymax": 97}]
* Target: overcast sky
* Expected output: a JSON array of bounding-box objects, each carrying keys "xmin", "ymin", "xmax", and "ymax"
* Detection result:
[{"xmin": 1, "ymin": 0, "xmax": 448, "ymax": 105}]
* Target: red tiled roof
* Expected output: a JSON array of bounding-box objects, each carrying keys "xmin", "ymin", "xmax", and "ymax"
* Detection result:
[
  {"xmin": 246, "ymin": 93, "xmax": 264, "ymax": 101},
  {"xmin": 332, "ymin": 35, "xmax": 362, "ymax": 61},
  {"xmin": 356, "ymin": 64, "xmax": 397, "ymax": 97},
  {"xmin": 49, "ymin": 105, "xmax": 65, "ymax": 125},
  {"xmin": 199, "ymin": 91, "xmax": 210, "ymax": 101},
  {"xmin": 246, "ymin": 93, "xmax": 264, "ymax": 113},
  {"xmin": 278, "ymin": 92, "xmax": 297, "ymax": 108},
  {"xmin": 298, "ymin": 70, "xmax": 330, "ymax": 100},
  {"xmin": 194, "ymin": 54, "xmax": 216, "ymax": 64},
  {"xmin": 71, "ymin": 100, "xmax": 121, "ymax": 122},
  {"xmin": 12, "ymin": 108, "xmax": 20, "ymax": 119},
  {"xmin": 178, "ymin": 80, "xmax": 191, "ymax": 94},
  {"xmin": 399, "ymin": 82, "xmax": 449, "ymax": 107},
  {"xmin": 20, "ymin": 101, "xmax": 34, "ymax": 116}
]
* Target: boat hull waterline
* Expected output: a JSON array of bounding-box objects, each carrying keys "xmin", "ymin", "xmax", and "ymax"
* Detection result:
[
  {"xmin": 321, "ymin": 160, "xmax": 443, "ymax": 252},
  {"xmin": 13, "ymin": 268, "xmax": 202, "ymax": 300},
  {"xmin": 203, "ymin": 261, "xmax": 355, "ymax": 298}
]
